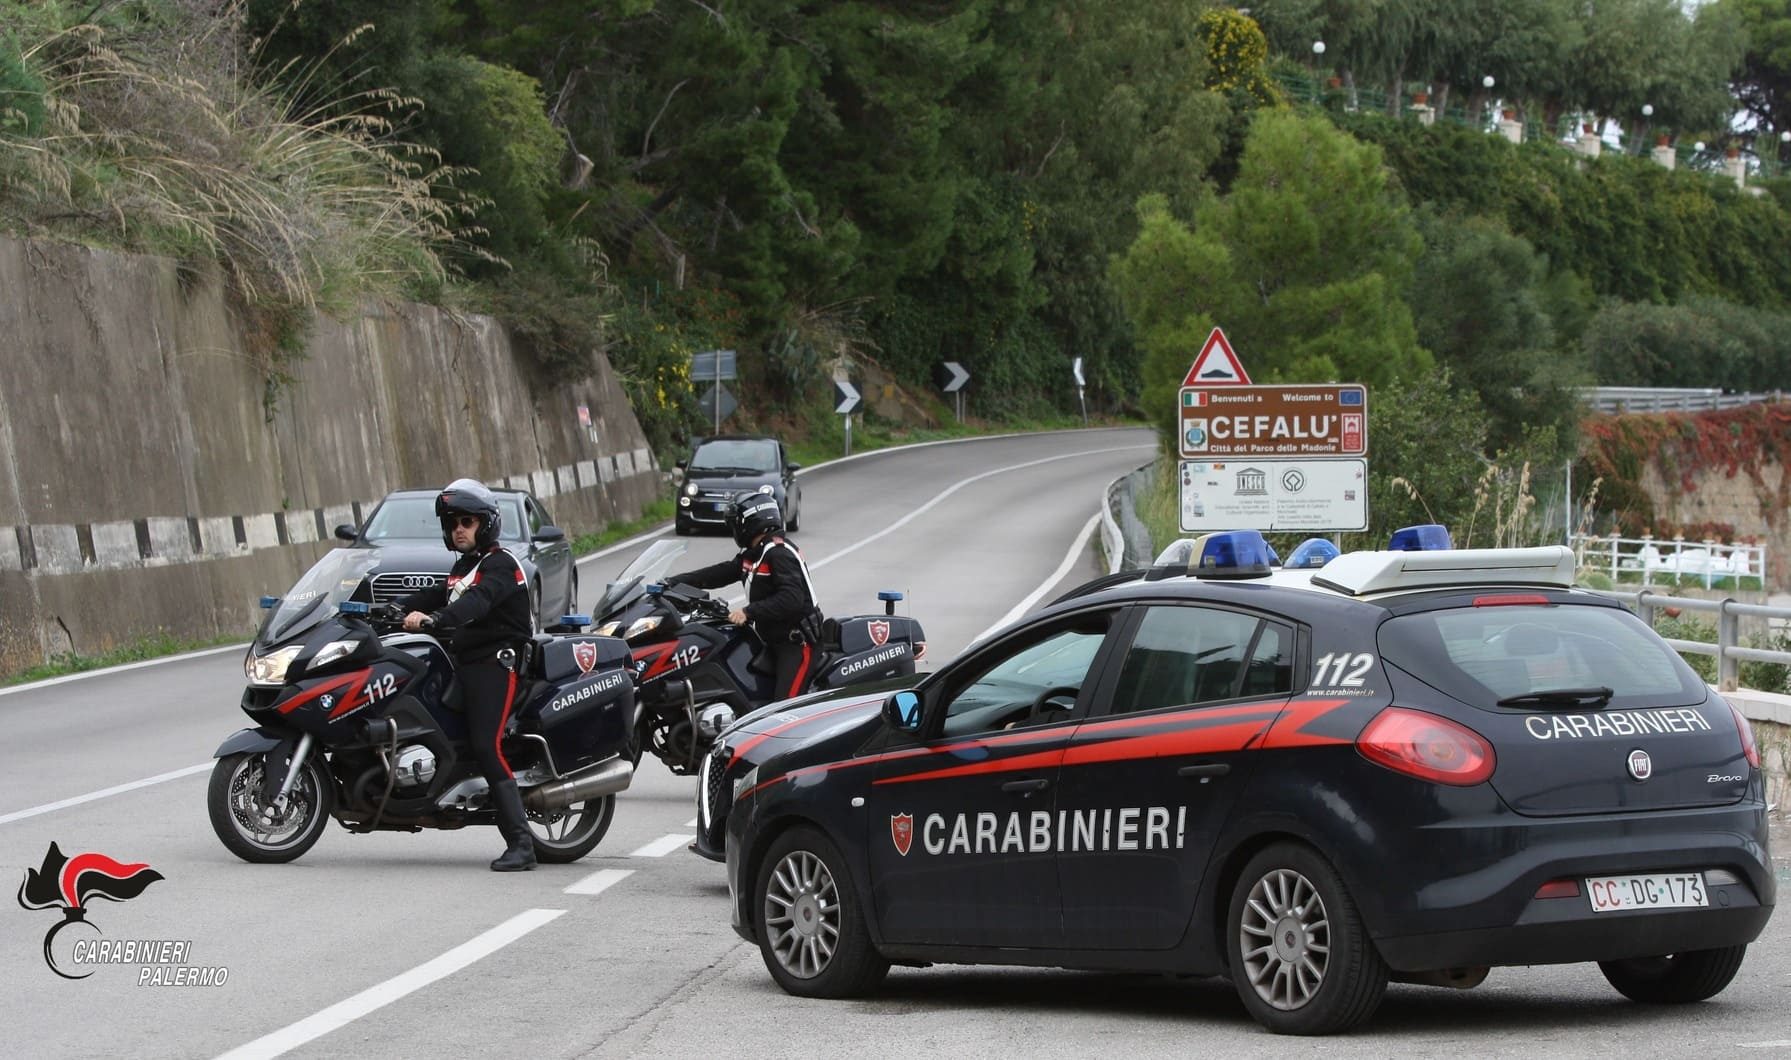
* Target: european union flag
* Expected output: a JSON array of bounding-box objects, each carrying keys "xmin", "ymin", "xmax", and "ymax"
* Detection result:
[{"xmin": 1340, "ymin": 389, "xmax": 1364, "ymax": 405}]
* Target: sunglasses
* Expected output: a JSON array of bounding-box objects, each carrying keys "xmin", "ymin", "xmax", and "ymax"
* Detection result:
[{"xmin": 449, "ymin": 516, "xmax": 482, "ymax": 530}]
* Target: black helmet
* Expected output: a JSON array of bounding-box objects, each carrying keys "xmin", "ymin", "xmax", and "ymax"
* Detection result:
[
  {"xmin": 728, "ymin": 492, "xmax": 783, "ymax": 549},
  {"xmin": 436, "ymin": 477, "xmax": 501, "ymax": 551}
]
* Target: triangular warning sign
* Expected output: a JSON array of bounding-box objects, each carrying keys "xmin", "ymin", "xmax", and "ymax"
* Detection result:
[{"xmin": 1181, "ymin": 327, "xmax": 1252, "ymax": 386}]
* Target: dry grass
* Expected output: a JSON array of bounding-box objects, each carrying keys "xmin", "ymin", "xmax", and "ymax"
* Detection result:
[{"xmin": 0, "ymin": 2, "xmax": 477, "ymax": 364}]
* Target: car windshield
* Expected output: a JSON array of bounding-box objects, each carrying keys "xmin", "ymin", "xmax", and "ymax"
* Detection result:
[
  {"xmin": 260, "ymin": 549, "xmax": 381, "ymax": 645},
  {"xmin": 594, "ymin": 540, "xmax": 688, "ymax": 618},
  {"xmin": 688, "ymin": 439, "xmax": 779, "ymax": 475},
  {"xmin": 1378, "ymin": 603, "xmax": 1707, "ymax": 708},
  {"xmin": 360, "ymin": 494, "xmax": 525, "ymax": 543}
]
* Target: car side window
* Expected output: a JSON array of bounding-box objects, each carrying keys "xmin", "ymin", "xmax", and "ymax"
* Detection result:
[
  {"xmin": 938, "ymin": 612, "xmax": 1114, "ymax": 738},
  {"xmin": 526, "ymin": 498, "xmax": 545, "ymax": 535},
  {"xmin": 1109, "ymin": 606, "xmax": 1284, "ymax": 715}
]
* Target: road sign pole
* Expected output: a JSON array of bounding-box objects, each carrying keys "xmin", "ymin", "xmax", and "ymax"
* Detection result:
[
  {"xmin": 713, "ymin": 354, "xmax": 721, "ymax": 435},
  {"xmin": 844, "ymin": 414, "xmax": 852, "ymax": 457},
  {"xmin": 1079, "ymin": 386, "xmax": 1087, "ymax": 427}
]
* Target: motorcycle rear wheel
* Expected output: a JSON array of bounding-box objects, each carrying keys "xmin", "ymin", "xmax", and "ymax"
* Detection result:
[
  {"xmin": 528, "ymin": 794, "xmax": 616, "ymax": 863},
  {"xmin": 208, "ymin": 751, "xmax": 334, "ymax": 864}
]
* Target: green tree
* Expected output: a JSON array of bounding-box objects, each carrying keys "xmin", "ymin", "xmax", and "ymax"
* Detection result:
[
  {"xmin": 1410, "ymin": 208, "xmax": 1584, "ymax": 453},
  {"xmin": 1354, "ymin": 369, "xmax": 1491, "ymax": 545},
  {"xmin": 1723, "ymin": 0, "xmax": 1791, "ymax": 161},
  {"xmin": 1111, "ymin": 109, "xmax": 1430, "ymax": 446}
]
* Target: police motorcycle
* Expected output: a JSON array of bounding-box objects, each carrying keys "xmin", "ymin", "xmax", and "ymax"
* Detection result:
[
  {"xmin": 207, "ymin": 548, "xmax": 637, "ymax": 864},
  {"xmin": 589, "ymin": 540, "xmax": 926, "ymax": 775}
]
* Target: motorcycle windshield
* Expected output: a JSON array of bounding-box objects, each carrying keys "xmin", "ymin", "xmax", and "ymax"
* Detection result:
[
  {"xmin": 259, "ymin": 549, "xmax": 381, "ymax": 645},
  {"xmin": 594, "ymin": 540, "xmax": 688, "ymax": 619}
]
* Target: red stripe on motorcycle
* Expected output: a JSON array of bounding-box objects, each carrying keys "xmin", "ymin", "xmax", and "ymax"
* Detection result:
[
  {"xmin": 496, "ymin": 670, "xmax": 517, "ymax": 777},
  {"xmin": 787, "ymin": 643, "xmax": 812, "ymax": 699},
  {"xmin": 276, "ymin": 671, "xmax": 364, "ymax": 715}
]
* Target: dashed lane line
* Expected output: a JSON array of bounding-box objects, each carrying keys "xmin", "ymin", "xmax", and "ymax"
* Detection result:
[
  {"xmin": 564, "ymin": 868, "xmax": 635, "ymax": 896},
  {"xmin": 631, "ymin": 833, "xmax": 696, "ymax": 858},
  {"xmin": 214, "ymin": 907, "xmax": 566, "ymax": 1060},
  {"xmin": 0, "ymin": 762, "xmax": 211, "ymax": 826}
]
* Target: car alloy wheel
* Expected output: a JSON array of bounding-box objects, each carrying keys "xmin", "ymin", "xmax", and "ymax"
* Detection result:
[
  {"xmin": 764, "ymin": 849, "xmax": 838, "ymax": 979},
  {"xmin": 1239, "ymin": 867, "xmax": 1330, "ymax": 1010}
]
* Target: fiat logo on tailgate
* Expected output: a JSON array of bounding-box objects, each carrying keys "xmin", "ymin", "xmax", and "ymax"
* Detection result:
[{"xmin": 1627, "ymin": 749, "xmax": 1653, "ymax": 781}]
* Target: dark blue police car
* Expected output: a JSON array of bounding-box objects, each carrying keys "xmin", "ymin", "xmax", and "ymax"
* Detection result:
[{"xmin": 708, "ymin": 527, "xmax": 1774, "ymax": 1035}]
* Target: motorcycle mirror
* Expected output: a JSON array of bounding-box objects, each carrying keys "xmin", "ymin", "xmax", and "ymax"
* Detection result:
[
  {"xmin": 882, "ymin": 690, "xmax": 923, "ymax": 733},
  {"xmin": 646, "ymin": 583, "xmax": 665, "ymax": 595}
]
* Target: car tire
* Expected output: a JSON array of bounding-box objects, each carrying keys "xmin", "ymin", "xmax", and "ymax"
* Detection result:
[
  {"xmin": 1226, "ymin": 842, "xmax": 1387, "ymax": 1035},
  {"xmin": 755, "ymin": 825, "xmax": 888, "ymax": 998},
  {"xmin": 675, "ymin": 518, "xmax": 692, "ymax": 536},
  {"xmin": 528, "ymin": 579, "xmax": 541, "ymax": 633},
  {"xmin": 1599, "ymin": 946, "xmax": 1747, "ymax": 1003},
  {"xmin": 786, "ymin": 499, "xmax": 800, "ymax": 533}
]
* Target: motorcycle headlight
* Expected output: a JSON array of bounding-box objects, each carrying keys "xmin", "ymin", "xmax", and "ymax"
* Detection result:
[
  {"xmin": 308, "ymin": 639, "xmax": 361, "ymax": 670},
  {"xmin": 732, "ymin": 765, "xmax": 760, "ymax": 803},
  {"xmin": 758, "ymin": 484, "xmax": 774, "ymax": 495},
  {"xmin": 245, "ymin": 645, "xmax": 302, "ymax": 686},
  {"xmin": 624, "ymin": 615, "xmax": 663, "ymax": 640},
  {"xmin": 684, "ymin": 482, "xmax": 700, "ymax": 497},
  {"xmin": 594, "ymin": 620, "xmax": 621, "ymax": 636}
]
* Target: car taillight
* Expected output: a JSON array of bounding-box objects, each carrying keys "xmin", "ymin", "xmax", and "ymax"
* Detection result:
[
  {"xmin": 1357, "ymin": 707, "xmax": 1496, "ymax": 786},
  {"xmin": 1724, "ymin": 697, "xmax": 1761, "ymax": 769}
]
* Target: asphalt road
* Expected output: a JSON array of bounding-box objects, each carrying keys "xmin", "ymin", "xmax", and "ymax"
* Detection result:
[{"xmin": 4, "ymin": 426, "xmax": 1788, "ymax": 1059}]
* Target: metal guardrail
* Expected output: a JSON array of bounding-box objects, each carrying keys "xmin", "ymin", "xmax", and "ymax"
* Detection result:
[
  {"xmin": 1572, "ymin": 533, "xmax": 1767, "ymax": 591},
  {"xmin": 1591, "ymin": 587, "xmax": 1791, "ymax": 692},
  {"xmin": 1576, "ymin": 386, "xmax": 1784, "ymax": 415}
]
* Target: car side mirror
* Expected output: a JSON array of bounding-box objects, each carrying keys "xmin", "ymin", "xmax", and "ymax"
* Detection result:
[
  {"xmin": 786, "ymin": 462, "xmax": 802, "ymax": 473},
  {"xmin": 882, "ymin": 690, "xmax": 923, "ymax": 733},
  {"xmin": 533, "ymin": 525, "xmax": 566, "ymax": 544},
  {"xmin": 675, "ymin": 459, "xmax": 688, "ymax": 470},
  {"xmin": 333, "ymin": 524, "xmax": 357, "ymax": 542}
]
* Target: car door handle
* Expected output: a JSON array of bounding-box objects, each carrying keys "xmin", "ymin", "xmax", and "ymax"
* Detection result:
[
  {"xmin": 1000, "ymin": 778, "xmax": 1050, "ymax": 794},
  {"xmin": 1178, "ymin": 763, "xmax": 1231, "ymax": 780}
]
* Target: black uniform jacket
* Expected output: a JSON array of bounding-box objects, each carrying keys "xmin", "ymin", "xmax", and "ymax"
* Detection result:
[
  {"xmin": 399, "ymin": 546, "xmax": 532, "ymax": 662},
  {"xmin": 670, "ymin": 536, "xmax": 814, "ymax": 638}
]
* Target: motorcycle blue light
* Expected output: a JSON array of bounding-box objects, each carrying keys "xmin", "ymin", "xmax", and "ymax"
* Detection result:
[
  {"xmin": 1285, "ymin": 538, "xmax": 1341, "ymax": 569},
  {"xmin": 1190, "ymin": 530, "xmax": 1275, "ymax": 578},
  {"xmin": 258, "ymin": 595, "xmax": 280, "ymax": 609},
  {"xmin": 338, "ymin": 601, "xmax": 371, "ymax": 615},
  {"xmin": 645, "ymin": 583, "xmax": 665, "ymax": 595},
  {"xmin": 1388, "ymin": 524, "xmax": 1453, "ymax": 551},
  {"xmin": 877, "ymin": 591, "xmax": 904, "ymax": 602},
  {"xmin": 559, "ymin": 613, "xmax": 592, "ymax": 628}
]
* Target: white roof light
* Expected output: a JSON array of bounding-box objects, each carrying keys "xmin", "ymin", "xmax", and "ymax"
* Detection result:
[{"xmin": 1311, "ymin": 546, "xmax": 1576, "ymax": 597}]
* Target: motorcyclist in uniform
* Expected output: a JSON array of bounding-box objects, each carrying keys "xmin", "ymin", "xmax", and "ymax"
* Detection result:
[
  {"xmin": 396, "ymin": 478, "xmax": 538, "ymax": 872},
  {"xmin": 667, "ymin": 493, "xmax": 823, "ymax": 701}
]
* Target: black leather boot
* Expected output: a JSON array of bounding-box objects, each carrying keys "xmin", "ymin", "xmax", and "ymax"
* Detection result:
[{"xmin": 489, "ymin": 779, "xmax": 537, "ymax": 872}]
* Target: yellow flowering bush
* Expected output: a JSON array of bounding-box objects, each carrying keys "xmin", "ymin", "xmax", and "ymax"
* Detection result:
[{"xmin": 1197, "ymin": 9, "xmax": 1277, "ymax": 103}]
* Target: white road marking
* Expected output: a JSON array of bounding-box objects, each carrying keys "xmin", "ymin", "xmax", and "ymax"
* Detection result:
[
  {"xmin": 972, "ymin": 512, "xmax": 1103, "ymax": 645},
  {"xmin": 215, "ymin": 907, "xmax": 565, "ymax": 1060},
  {"xmin": 630, "ymin": 833, "xmax": 695, "ymax": 857},
  {"xmin": 0, "ymin": 762, "xmax": 212, "ymax": 826},
  {"xmin": 574, "ymin": 525, "xmax": 673, "ymax": 566},
  {"xmin": 563, "ymin": 868, "xmax": 634, "ymax": 896},
  {"xmin": 684, "ymin": 817, "xmax": 699, "ymax": 828},
  {"xmin": 0, "ymin": 643, "xmax": 248, "ymax": 698},
  {"xmin": 809, "ymin": 444, "xmax": 1153, "ymax": 574},
  {"xmin": 1739, "ymin": 1042, "xmax": 1791, "ymax": 1050}
]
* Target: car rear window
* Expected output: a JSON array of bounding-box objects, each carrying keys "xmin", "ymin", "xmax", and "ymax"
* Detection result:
[{"xmin": 1378, "ymin": 603, "xmax": 1707, "ymax": 707}]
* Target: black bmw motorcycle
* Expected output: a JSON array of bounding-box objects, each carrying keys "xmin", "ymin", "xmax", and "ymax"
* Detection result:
[
  {"xmin": 590, "ymin": 541, "xmax": 927, "ymax": 775},
  {"xmin": 208, "ymin": 549, "xmax": 637, "ymax": 864}
]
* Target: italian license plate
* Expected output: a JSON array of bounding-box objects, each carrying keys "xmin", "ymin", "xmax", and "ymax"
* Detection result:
[{"xmin": 1585, "ymin": 872, "xmax": 1708, "ymax": 913}]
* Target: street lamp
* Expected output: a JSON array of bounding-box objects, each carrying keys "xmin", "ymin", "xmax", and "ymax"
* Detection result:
[
  {"xmin": 1641, "ymin": 104, "xmax": 1653, "ymax": 117},
  {"xmin": 1638, "ymin": 104, "xmax": 1653, "ymax": 154},
  {"xmin": 1482, "ymin": 75, "xmax": 1495, "ymax": 90},
  {"xmin": 1313, "ymin": 41, "xmax": 1326, "ymax": 57}
]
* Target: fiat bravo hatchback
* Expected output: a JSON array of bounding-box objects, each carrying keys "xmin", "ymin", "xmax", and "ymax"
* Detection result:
[{"xmin": 713, "ymin": 528, "xmax": 1774, "ymax": 1035}]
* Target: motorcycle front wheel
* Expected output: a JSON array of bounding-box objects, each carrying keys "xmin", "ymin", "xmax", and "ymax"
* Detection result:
[
  {"xmin": 528, "ymin": 794, "xmax": 616, "ymax": 863},
  {"xmin": 208, "ymin": 751, "xmax": 334, "ymax": 864}
]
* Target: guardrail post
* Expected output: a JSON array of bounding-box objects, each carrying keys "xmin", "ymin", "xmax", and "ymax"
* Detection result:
[
  {"xmin": 1703, "ymin": 538, "xmax": 1716, "ymax": 590},
  {"xmin": 1634, "ymin": 588, "xmax": 1655, "ymax": 626},
  {"xmin": 1717, "ymin": 598, "xmax": 1740, "ymax": 691},
  {"xmin": 1608, "ymin": 534, "xmax": 1619, "ymax": 584}
]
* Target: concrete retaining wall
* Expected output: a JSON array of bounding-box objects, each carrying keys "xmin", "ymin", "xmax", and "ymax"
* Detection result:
[{"xmin": 0, "ymin": 236, "xmax": 660, "ymax": 675}]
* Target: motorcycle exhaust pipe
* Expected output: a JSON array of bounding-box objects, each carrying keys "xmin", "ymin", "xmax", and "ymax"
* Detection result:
[{"xmin": 522, "ymin": 757, "xmax": 633, "ymax": 812}]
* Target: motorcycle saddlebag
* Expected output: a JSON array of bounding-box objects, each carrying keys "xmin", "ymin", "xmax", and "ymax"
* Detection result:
[
  {"xmin": 519, "ymin": 668, "xmax": 635, "ymax": 772},
  {"xmin": 534, "ymin": 634, "xmax": 631, "ymax": 683},
  {"xmin": 834, "ymin": 615, "xmax": 926, "ymax": 657}
]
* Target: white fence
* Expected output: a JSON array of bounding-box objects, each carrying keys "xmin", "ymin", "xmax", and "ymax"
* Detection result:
[
  {"xmin": 1577, "ymin": 386, "xmax": 1783, "ymax": 415},
  {"xmin": 1572, "ymin": 533, "xmax": 1767, "ymax": 589}
]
